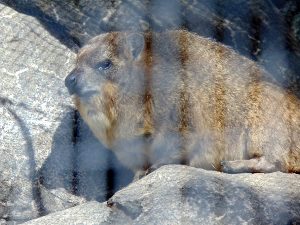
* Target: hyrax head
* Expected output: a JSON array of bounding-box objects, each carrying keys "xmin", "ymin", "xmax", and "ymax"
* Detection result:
[
  {"xmin": 65, "ymin": 32, "xmax": 146, "ymax": 98},
  {"xmin": 65, "ymin": 32, "xmax": 147, "ymax": 147}
]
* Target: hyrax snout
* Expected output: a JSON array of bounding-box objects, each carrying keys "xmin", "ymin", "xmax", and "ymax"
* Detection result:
[{"xmin": 65, "ymin": 30, "xmax": 300, "ymax": 176}]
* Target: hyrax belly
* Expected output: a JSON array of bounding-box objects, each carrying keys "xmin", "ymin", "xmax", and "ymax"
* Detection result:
[{"xmin": 65, "ymin": 30, "xmax": 300, "ymax": 175}]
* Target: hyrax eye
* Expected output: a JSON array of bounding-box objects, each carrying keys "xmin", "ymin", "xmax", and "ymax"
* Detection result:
[{"xmin": 96, "ymin": 59, "xmax": 112, "ymax": 71}]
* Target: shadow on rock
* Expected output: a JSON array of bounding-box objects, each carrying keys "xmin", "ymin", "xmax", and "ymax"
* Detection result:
[
  {"xmin": 37, "ymin": 110, "xmax": 133, "ymax": 213},
  {"xmin": 181, "ymin": 176, "xmax": 300, "ymax": 224}
]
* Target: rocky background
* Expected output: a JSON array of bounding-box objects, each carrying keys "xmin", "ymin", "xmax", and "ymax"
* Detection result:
[{"xmin": 0, "ymin": 0, "xmax": 300, "ymax": 224}]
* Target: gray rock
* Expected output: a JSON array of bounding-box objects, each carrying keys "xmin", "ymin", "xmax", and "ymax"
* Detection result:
[
  {"xmin": 0, "ymin": 3, "xmax": 133, "ymax": 223},
  {"xmin": 21, "ymin": 165, "xmax": 300, "ymax": 225},
  {"xmin": 39, "ymin": 187, "xmax": 85, "ymax": 213},
  {"xmin": 0, "ymin": 3, "xmax": 83, "ymax": 223},
  {"xmin": 21, "ymin": 201, "xmax": 111, "ymax": 225}
]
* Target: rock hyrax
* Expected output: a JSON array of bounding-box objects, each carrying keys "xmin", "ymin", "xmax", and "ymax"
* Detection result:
[{"xmin": 65, "ymin": 30, "xmax": 300, "ymax": 175}]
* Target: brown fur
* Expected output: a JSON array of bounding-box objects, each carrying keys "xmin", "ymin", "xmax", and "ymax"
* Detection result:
[{"xmin": 66, "ymin": 30, "xmax": 300, "ymax": 175}]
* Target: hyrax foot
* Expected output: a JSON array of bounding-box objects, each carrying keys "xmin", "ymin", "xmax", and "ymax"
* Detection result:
[
  {"xmin": 133, "ymin": 170, "xmax": 147, "ymax": 181},
  {"xmin": 133, "ymin": 163, "xmax": 170, "ymax": 181},
  {"xmin": 133, "ymin": 164, "xmax": 162, "ymax": 181},
  {"xmin": 145, "ymin": 164, "xmax": 160, "ymax": 176},
  {"xmin": 221, "ymin": 157, "xmax": 277, "ymax": 173}
]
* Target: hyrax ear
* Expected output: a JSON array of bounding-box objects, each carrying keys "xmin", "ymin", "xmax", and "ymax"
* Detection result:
[{"xmin": 125, "ymin": 33, "xmax": 145, "ymax": 60}]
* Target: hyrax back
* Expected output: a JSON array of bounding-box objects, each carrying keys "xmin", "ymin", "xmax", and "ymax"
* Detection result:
[{"xmin": 65, "ymin": 30, "xmax": 300, "ymax": 174}]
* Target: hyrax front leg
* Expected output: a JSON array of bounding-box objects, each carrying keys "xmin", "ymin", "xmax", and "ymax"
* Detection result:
[
  {"xmin": 221, "ymin": 156, "xmax": 277, "ymax": 173},
  {"xmin": 145, "ymin": 158, "xmax": 180, "ymax": 176},
  {"xmin": 133, "ymin": 170, "xmax": 148, "ymax": 181},
  {"xmin": 133, "ymin": 160, "xmax": 179, "ymax": 180},
  {"xmin": 144, "ymin": 132, "xmax": 185, "ymax": 175}
]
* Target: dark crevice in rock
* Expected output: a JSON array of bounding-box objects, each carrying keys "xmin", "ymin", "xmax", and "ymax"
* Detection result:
[
  {"xmin": 282, "ymin": 1, "xmax": 300, "ymax": 52},
  {"xmin": 73, "ymin": 0, "xmax": 80, "ymax": 7},
  {"xmin": 286, "ymin": 218, "xmax": 300, "ymax": 225},
  {"xmin": 33, "ymin": 178, "xmax": 46, "ymax": 217},
  {"xmin": 214, "ymin": 1, "xmax": 225, "ymax": 43},
  {"xmin": 282, "ymin": 2, "xmax": 300, "ymax": 94},
  {"xmin": 105, "ymin": 167, "xmax": 115, "ymax": 200},
  {"xmin": 180, "ymin": 7, "xmax": 190, "ymax": 32},
  {"xmin": 71, "ymin": 110, "xmax": 80, "ymax": 195},
  {"xmin": 0, "ymin": 96, "xmax": 13, "ymax": 106},
  {"xmin": 249, "ymin": 1, "xmax": 263, "ymax": 61}
]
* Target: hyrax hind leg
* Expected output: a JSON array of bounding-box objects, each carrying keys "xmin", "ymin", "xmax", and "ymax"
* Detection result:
[{"xmin": 221, "ymin": 156, "xmax": 278, "ymax": 173}]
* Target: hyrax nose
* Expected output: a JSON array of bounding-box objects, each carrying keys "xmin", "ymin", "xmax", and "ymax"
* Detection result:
[{"xmin": 65, "ymin": 69, "xmax": 80, "ymax": 95}]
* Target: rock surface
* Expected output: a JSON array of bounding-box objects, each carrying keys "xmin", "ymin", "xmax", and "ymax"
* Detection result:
[
  {"xmin": 0, "ymin": 3, "xmax": 133, "ymax": 223},
  {"xmin": 22, "ymin": 165, "xmax": 300, "ymax": 225},
  {"xmin": 21, "ymin": 201, "xmax": 110, "ymax": 225},
  {"xmin": 0, "ymin": 3, "xmax": 82, "ymax": 223}
]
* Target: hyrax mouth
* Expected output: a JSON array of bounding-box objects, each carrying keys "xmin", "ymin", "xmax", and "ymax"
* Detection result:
[
  {"xmin": 77, "ymin": 90, "xmax": 100, "ymax": 99},
  {"xmin": 65, "ymin": 68, "xmax": 84, "ymax": 95}
]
